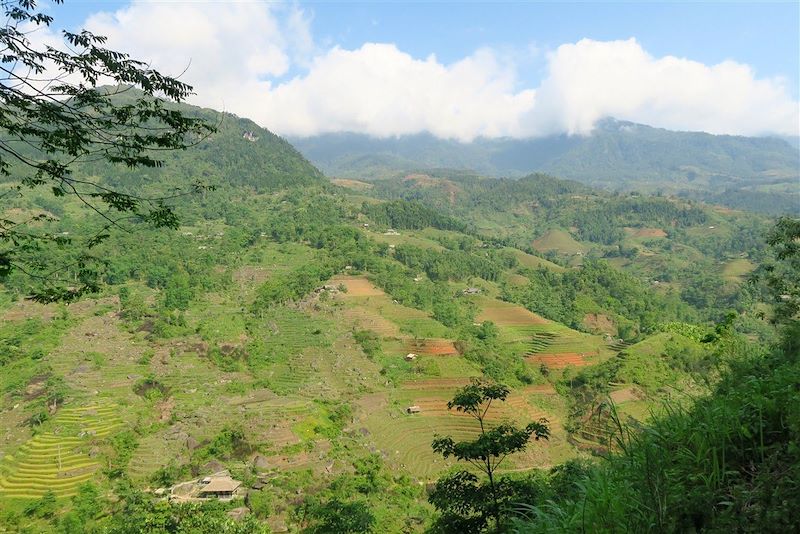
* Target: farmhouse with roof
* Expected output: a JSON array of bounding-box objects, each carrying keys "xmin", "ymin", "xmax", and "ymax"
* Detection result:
[
  {"xmin": 198, "ymin": 475, "xmax": 241, "ymax": 500},
  {"xmin": 166, "ymin": 471, "xmax": 244, "ymax": 502}
]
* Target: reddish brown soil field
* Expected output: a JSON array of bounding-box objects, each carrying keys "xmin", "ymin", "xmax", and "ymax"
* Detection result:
[
  {"xmin": 527, "ymin": 353, "xmax": 589, "ymax": 369},
  {"xmin": 405, "ymin": 339, "xmax": 459, "ymax": 355},
  {"xmin": 332, "ymin": 276, "xmax": 385, "ymax": 297},
  {"xmin": 626, "ymin": 227, "xmax": 667, "ymax": 238}
]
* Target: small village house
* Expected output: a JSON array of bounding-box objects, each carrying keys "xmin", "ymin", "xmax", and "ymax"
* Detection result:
[{"xmin": 198, "ymin": 476, "xmax": 241, "ymax": 500}]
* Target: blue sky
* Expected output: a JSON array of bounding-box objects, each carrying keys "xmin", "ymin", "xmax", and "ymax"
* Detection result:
[
  {"xmin": 44, "ymin": 1, "xmax": 800, "ymax": 139},
  {"xmin": 312, "ymin": 2, "xmax": 800, "ymax": 95}
]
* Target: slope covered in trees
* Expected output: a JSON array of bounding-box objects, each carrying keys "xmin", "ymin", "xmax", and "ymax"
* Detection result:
[
  {"xmin": 291, "ymin": 120, "xmax": 800, "ymax": 215},
  {"xmin": 75, "ymin": 90, "xmax": 326, "ymax": 195}
]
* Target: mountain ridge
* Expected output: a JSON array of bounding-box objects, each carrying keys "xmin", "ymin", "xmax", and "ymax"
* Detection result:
[{"xmin": 289, "ymin": 118, "xmax": 799, "ymax": 214}]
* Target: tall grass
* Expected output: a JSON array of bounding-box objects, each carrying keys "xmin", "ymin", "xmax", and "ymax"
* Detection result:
[{"xmin": 513, "ymin": 324, "xmax": 800, "ymax": 532}]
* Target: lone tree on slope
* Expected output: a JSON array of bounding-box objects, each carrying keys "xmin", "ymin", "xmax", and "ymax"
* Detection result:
[{"xmin": 430, "ymin": 379, "xmax": 550, "ymax": 533}]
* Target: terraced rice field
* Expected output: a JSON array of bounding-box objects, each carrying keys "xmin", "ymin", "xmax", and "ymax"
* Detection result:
[
  {"xmin": 128, "ymin": 431, "xmax": 187, "ymax": 482},
  {"xmin": 262, "ymin": 352, "xmax": 318, "ymax": 395},
  {"xmin": 366, "ymin": 379, "xmax": 564, "ymax": 478},
  {"xmin": 405, "ymin": 392, "xmax": 548, "ymax": 423},
  {"xmin": 400, "ymin": 377, "xmax": 472, "ymax": 391},
  {"xmin": 0, "ymin": 404, "xmax": 123, "ymax": 498},
  {"xmin": 335, "ymin": 283, "xmax": 451, "ymax": 339},
  {"xmin": 340, "ymin": 306, "xmax": 401, "ymax": 337},
  {"xmin": 524, "ymin": 330, "xmax": 603, "ymax": 368},
  {"xmin": 405, "ymin": 338, "xmax": 458, "ymax": 355},
  {"xmin": 477, "ymin": 300, "xmax": 549, "ymax": 326},
  {"xmin": 472, "ymin": 298, "xmax": 609, "ymax": 370},
  {"xmin": 527, "ymin": 352, "xmax": 590, "ymax": 369},
  {"xmin": 331, "ymin": 276, "xmax": 385, "ymax": 297}
]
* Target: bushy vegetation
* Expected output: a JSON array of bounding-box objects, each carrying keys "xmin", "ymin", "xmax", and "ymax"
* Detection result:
[
  {"xmin": 513, "ymin": 326, "xmax": 799, "ymax": 532},
  {"xmin": 503, "ymin": 260, "xmax": 695, "ymax": 338},
  {"xmin": 362, "ymin": 200, "xmax": 466, "ymax": 231},
  {"xmin": 511, "ymin": 219, "xmax": 800, "ymax": 533}
]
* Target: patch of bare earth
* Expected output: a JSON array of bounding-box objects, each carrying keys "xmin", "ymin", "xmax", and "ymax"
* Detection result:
[
  {"xmin": 527, "ymin": 353, "xmax": 591, "ymax": 369},
  {"xmin": 2, "ymin": 300, "xmax": 59, "ymax": 322},
  {"xmin": 609, "ymin": 386, "xmax": 644, "ymax": 404},
  {"xmin": 157, "ymin": 397, "xmax": 176, "ymax": 422},
  {"xmin": 331, "ymin": 178, "xmax": 373, "ymax": 190},
  {"xmin": 582, "ymin": 313, "xmax": 617, "ymax": 335},
  {"xmin": 232, "ymin": 266, "xmax": 271, "ymax": 289},
  {"xmin": 625, "ymin": 227, "xmax": 667, "ymax": 238},
  {"xmin": 405, "ymin": 338, "xmax": 459, "ymax": 356},
  {"xmin": 330, "ymin": 276, "xmax": 385, "ymax": 297}
]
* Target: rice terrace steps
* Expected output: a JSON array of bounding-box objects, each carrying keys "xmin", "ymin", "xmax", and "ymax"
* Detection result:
[
  {"xmin": 328, "ymin": 277, "xmax": 607, "ymax": 476},
  {"xmin": 0, "ymin": 404, "xmax": 123, "ymax": 498},
  {"xmin": 405, "ymin": 338, "xmax": 458, "ymax": 356}
]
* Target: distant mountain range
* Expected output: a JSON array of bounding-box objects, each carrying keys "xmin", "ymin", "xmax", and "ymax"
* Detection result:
[{"xmin": 290, "ymin": 119, "xmax": 800, "ymax": 215}]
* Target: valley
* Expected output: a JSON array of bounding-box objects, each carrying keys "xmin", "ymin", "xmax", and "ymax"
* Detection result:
[{"xmin": 0, "ymin": 27, "xmax": 796, "ymax": 529}]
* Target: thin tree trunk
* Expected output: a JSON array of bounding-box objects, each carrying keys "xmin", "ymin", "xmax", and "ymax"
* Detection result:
[{"xmin": 486, "ymin": 457, "xmax": 500, "ymax": 530}]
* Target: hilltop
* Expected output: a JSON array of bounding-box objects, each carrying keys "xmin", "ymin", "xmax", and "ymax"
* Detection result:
[{"xmin": 69, "ymin": 89, "xmax": 326, "ymax": 195}]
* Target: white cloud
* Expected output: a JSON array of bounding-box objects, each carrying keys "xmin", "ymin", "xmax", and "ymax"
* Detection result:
[
  {"xmin": 77, "ymin": 4, "xmax": 799, "ymax": 140},
  {"xmin": 531, "ymin": 38, "xmax": 799, "ymax": 137},
  {"xmin": 84, "ymin": 1, "xmax": 306, "ymax": 113},
  {"xmin": 258, "ymin": 44, "xmax": 535, "ymax": 140}
]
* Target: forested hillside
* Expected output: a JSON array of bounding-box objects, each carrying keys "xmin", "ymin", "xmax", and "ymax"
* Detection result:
[
  {"xmin": 68, "ymin": 91, "xmax": 325, "ymax": 196},
  {"xmin": 291, "ymin": 120, "xmax": 800, "ymax": 215}
]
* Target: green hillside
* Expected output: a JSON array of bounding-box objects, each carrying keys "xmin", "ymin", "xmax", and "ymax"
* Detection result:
[
  {"xmin": 0, "ymin": 100, "xmax": 795, "ymax": 532},
  {"xmin": 70, "ymin": 90, "xmax": 326, "ymax": 195},
  {"xmin": 365, "ymin": 172, "xmax": 771, "ymax": 321},
  {"xmin": 291, "ymin": 121, "xmax": 800, "ymax": 215}
]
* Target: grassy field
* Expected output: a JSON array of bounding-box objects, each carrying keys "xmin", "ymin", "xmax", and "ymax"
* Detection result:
[
  {"xmin": 506, "ymin": 248, "xmax": 566, "ymax": 272},
  {"xmin": 722, "ymin": 258, "xmax": 756, "ymax": 282},
  {"xmin": 531, "ymin": 229, "xmax": 590, "ymax": 256}
]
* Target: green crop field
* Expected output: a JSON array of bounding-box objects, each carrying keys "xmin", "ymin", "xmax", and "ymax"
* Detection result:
[
  {"xmin": 0, "ymin": 405, "xmax": 123, "ymax": 498},
  {"xmin": 722, "ymin": 258, "xmax": 756, "ymax": 282},
  {"xmin": 532, "ymin": 229, "xmax": 590, "ymax": 256}
]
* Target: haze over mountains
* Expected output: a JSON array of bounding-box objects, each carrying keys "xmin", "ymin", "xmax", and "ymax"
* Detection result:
[{"xmin": 291, "ymin": 118, "xmax": 800, "ymax": 215}]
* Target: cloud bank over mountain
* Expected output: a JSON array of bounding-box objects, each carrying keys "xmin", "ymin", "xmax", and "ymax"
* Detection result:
[{"xmin": 83, "ymin": 1, "xmax": 799, "ymax": 141}]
